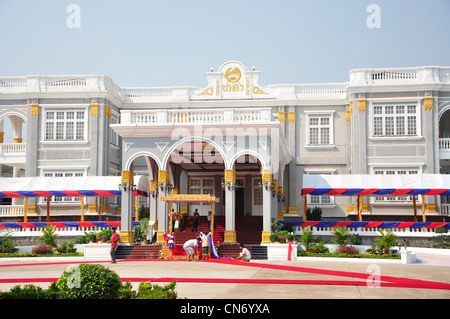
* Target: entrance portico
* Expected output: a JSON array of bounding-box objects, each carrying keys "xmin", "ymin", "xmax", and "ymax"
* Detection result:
[{"xmin": 112, "ymin": 61, "xmax": 292, "ymax": 243}]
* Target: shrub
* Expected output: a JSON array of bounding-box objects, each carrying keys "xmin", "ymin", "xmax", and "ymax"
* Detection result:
[
  {"xmin": 0, "ymin": 233, "xmax": 18, "ymax": 253},
  {"xmin": 136, "ymin": 280, "xmax": 178, "ymax": 299},
  {"xmin": 308, "ymin": 241, "xmax": 329, "ymax": 253},
  {"xmin": 270, "ymin": 230, "xmax": 295, "ymax": 243},
  {"xmin": 32, "ymin": 244, "xmax": 53, "ymax": 255},
  {"xmin": 336, "ymin": 245, "xmax": 360, "ymax": 255},
  {"xmin": 55, "ymin": 241, "xmax": 76, "ymax": 254},
  {"xmin": 433, "ymin": 227, "xmax": 450, "ymax": 249},
  {"xmin": 0, "ymin": 284, "xmax": 50, "ymax": 299},
  {"xmin": 56, "ymin": 263, "xmax": 123, "ymax": 299},
  {"xmin": 300, "ymin": 226, "xmax": 317, "ymax": 251},
  {"xmin": 306, "ymin": 207, "xmax": 322, "ymax": 221},
  {"xmin": 376, "ymin": 229, "xmax": 398, "ymax": 254}
]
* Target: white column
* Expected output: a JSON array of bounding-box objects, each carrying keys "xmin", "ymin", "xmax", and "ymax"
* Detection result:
[{"xmin": 224, "ymin": 170, "xmax": 236, "ymax": 243}]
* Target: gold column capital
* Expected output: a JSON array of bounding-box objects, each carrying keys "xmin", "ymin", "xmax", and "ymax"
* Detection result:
[
  {"xmin": 261, "ymin": 169, "xmax": 272, "ymax": 183},
  {"xmin": 158, "ymin": 170, "xmax": 170, "ymax": 185},
  {"xmin": 224, "ymin": 170, "xmax": 236, "ymax": 184},
  {"xmin": 424, "ymin": 97, "xmax": 433, "ymax": 111},
  {"xmin": 357, "ymin": 99, "xmax": 367, "ymax": 112},
  {"xmin": 288, "ymin": 111, "xmax": 296, "ymax": 123},
  {"xmin": 121, "ymin": 170, "xmax": 134, "ymax": 185},
  {"xmin": 90, "ymin": 104, "xmax": 99, "ymax": 117},
  {"xmin": 278, "ymin": 112, "xmax": 286, "ymax": 123},
  {"xmin": 30, "ymin": 104, "xmax": 40, "ymax": 117}
]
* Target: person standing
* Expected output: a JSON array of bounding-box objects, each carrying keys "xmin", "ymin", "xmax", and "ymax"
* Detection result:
[
  {"xmin": 201, "ymin": 230, "xmax": 211, "ymax": 260},
  {"xmin": 191, "ymin": 208, "xmax": 199, "ymax": 232},
  {"xmin": 207, "ymin": 211, "xmax": 212, "ymax": 232},
  {"xmin": 108, "ymin": 227, "xmax": 119, "ymax": 263}
]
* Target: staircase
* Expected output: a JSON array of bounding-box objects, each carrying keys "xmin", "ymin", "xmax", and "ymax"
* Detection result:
[{"xmin": 116, "ymin": 215, "xmax": 267, "ymax": 260}]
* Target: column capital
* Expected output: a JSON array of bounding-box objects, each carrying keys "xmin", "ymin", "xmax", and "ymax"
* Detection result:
[
  {"xmin": 121, "ymin": 170, "xmax": 134, "ymax": 185},
  {"xmin": 357, "ymin": 99, "xmax": 367, "ymax": 112},
  {"xmin": 261, "ymin": 169, "xmax": 272, "ymax": 183},
  {"xmin": 158, "ymin": 170, "xmax": 170, "ymax": 184},
  {"xmin": 224, "ymin": 170, "xmax": 236, "ymax": 184}
]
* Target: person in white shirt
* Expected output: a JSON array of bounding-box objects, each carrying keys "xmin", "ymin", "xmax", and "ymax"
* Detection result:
[
  {"xmin": 184, "ymin": 237, "xmax": 201, "ymax": 261},
  {"xmin": 236, "ymin": 243, "xmax": 251, "ymax": 262}
]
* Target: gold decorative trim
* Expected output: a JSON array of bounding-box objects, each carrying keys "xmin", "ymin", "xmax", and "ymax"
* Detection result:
[
  {"xmin": 158, "ymin": 170, "xmax": 170, "ymax": 185},
  {"xmin": 0, "ymin": 132, "xmax": 3, "ymax": 143},
  {"xmin": 261, "ymin": 231, "xmax": 272, "ymax": 244},
  {"xmin": 345, "ymin": 110, "xmax": 351, "ymax": 122},
  {"xmin": 119, "ymin": 231, "xmax": 134, "ymax": 243},
  {"xmin": 357, "ymin": 99, "xmax": 367, "ymax": 112},
  {"xmin": 288, "ymin": 206, "xmax": 297, "ymax": 214},
  {"xmin": 197, "ymin": 86, "xmax": 213, "ymax": 96},
  {"xmin": 424, "ymin": 97, "xmax": 433, "ymax": 111},
  {"xmin": 277, "ymin": 212, "xmax": 284, "ymax": 220},
  {"xmin": 224, "ymin": 170, "xmax": 236, "ymax": 184},
  {"xmin": 104, "ymin": 105, "xmax": 112, "ymax": 119},
  {"xmin": 426, "ymin": 204, "xmax": 437, "ymax": 213},
  {"xmin": 253, "ymin": 86, "xmax": 268, "ymax": 95},
  {"xmin": 121, "ymin": 170, "xmax": 134, "ymax": 185},
  {"xmin": 156, "ymin": 231, "xmax": 166, "ymax": 243},
  {"xmin": 30, "ymin": 104, "xmax": 40, "ymax": 117},
  {"xmin": 288, "ymin": 112, "xmax": 296, "ymax": 123},
  {"xmin": 261, "ymin": 169, "xmax": 272, "ymax": 183},
  {"xmin": 224, "ymin": 231, "xmax": 236, "ymax": 243},
  {"xmin": 278, "ymin": 112, "xmax": 286, "ymax": 123},
  {"xmin": 90, "ymin": 104, "xmax": 99, "ymax": 117},
  {"xmin": 88, "ymin": 204, "xmax": 97, "ymax": 213},
  {"xmin": 13, "ymin": 137, "xmax": 22, "ymax": 143}
]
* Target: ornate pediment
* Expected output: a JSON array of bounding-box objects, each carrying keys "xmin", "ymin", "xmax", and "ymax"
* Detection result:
[{"xmin": 194, "ymin": 61, "xmax": 271, "ymax": 100}]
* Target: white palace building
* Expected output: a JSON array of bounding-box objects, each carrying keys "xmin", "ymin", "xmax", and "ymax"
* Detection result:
[{"xmin": 0, "ymin": 61, "xmax": 449, "ymax": 243}]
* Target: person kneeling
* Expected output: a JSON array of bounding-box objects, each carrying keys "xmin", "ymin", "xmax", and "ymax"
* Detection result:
[{"xmin": 236, "ymin": 243, "xmax": 251, "ymax": 262}]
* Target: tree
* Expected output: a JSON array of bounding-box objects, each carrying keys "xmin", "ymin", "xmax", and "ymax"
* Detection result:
[
  {"xmin": 332, "ymin": 227, "xmax": 351, "ymax": 247},
  {"xmin": 38, "ymin": 226, "xmax": 59, "ymax": 248}
]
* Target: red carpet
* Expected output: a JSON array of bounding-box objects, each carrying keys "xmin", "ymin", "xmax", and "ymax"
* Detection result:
[{"xmin": 0, "ymin": 258, "xmax": 449, "ymax": 291}]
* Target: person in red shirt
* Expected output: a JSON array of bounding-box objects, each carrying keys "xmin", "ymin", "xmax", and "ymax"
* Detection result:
[{"xmin": 108, "ymin": 227, "xmax": 119, "ymax": 263}]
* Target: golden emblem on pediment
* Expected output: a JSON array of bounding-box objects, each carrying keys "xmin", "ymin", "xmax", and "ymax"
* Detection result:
[{"xmin": 224, "ymin": 67, "xmax": 241, "ymax": 83}]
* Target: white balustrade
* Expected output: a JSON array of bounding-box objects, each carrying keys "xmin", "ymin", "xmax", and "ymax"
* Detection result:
[
  {"xmin": 0, "ymin": 205, "xmax": 24, "ymax": 216},
  {"xmin": 442, "ymin": 204, "xmax": 450, "ymax": 216},
  {"xmin": 439, "ymin": 138, "xmax": 450, "ymax": 150},
  {"xmin": 295, "ymin": 83, "xmax": 347, "ymax": 97},
  {"xmin": 123, "ymin": 108, "xmax": 274, "ymax": 126},
  {"xmin": 0, "ymin": 143, "xmax": 26, "ymax": 156}
]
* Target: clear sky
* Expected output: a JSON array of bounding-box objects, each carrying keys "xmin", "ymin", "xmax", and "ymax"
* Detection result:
[{"xmin": 0, "ymin": 0, "xmax": 449, "ymax": 87}]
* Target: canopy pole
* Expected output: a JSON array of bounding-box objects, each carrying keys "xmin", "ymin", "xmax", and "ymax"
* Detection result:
[
  {"xmin": 302, "ymin": 194, "xmax": 307, "ymax": 221},
  {"xmin": 168, "ymin": 201, "xmax": 173, "ymax": 233},
  {"xmin": 421, "ymin": 194, "xmax": 426, "ymax": 223},
  {"xmin": 413, "ymin": 195, "xmax": 417, "ymax": 222},
  {"xmin": 80, "ymin": 196, "xmax": 85, "ymax": 222},
  {"xmin": 98, "ymin": 196, "xmax": 102, "ymax": 221},
  {"xmin": 135, "ymin": 195, "xmax": 139, "ymax": 221},
  {"xmin": 357, "ymin": 195, "xmax": 362, "ymax": 222},
  {"xmin": 210, "ymin": 201, "xmax": 215, "ymax": 238},
  {"xmin": 23, "ymin": 197, "xmax": 28, "ymax": 223},
  {"xmin": 46, "ymin": 197, "xmax": 50, "ymax": 222}
]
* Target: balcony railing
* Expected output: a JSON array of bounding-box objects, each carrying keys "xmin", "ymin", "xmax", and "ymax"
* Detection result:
[
  {"xmin": 121, "ymin": 108, "xmax": 274, "ymax": 126},
  {"xmin": 439, "ymin": 138, "xmax": 450, "ymax": 159},
  {"xmin": 0, "ymin": 143, "xmax": 26, "ymax": 156}
]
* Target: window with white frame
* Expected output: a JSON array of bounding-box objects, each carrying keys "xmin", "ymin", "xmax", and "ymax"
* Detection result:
[
  {"xmin": 253, "ymin": 178, "xmax": 263, "ymax": 206},
  {"xmin": 189, "ymin": 177, "xmax": 214, "ymax": 205},
  {"xmin": 306, "ymin": 172, "xmax": 334, "ymax": 206},
  {"xmin": 372, "ymin": 103, "xmax": 419, "ymax": 137},
  {"xmin": 44, "ymin": 109, "xmax": 87, "ymax": 141},
  {"xmin": 42, "ymin": 170, "xmax": 85, "ymax": 202},
  {"xmin": 109, "ymin": 114, "xmax": 119, "ymax": 146},
  {"xmin": 306, "ymin": 112, "xmax": 334, "ymax": 146},
  {"xmin": 372, "ymin": 167, "xmax": 420, "ymax": 202}
]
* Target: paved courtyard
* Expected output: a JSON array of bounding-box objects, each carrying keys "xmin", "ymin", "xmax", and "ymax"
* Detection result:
[{"xmin": 0, "ymin": 250, "xmax": 449, "ymax": 300}]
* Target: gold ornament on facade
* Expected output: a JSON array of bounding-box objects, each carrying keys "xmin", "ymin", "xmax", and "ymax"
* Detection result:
[
  {"xmin": 198, "ymin": 86, "xmax": 214, "ymax": 96},
  {"xmin": 224, "ymin": 67, "xmax": 241, "ymax": 83}
]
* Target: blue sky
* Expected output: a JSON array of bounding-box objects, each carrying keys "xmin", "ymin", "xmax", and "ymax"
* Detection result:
[{"xmin": 0, "ymin": 0, "xmax": 449, "ymax": 87}]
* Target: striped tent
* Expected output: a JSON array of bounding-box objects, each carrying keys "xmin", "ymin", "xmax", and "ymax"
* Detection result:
[{"xmin": 301, "ymin": 174, "xmax": 450, "ymax": 221}]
